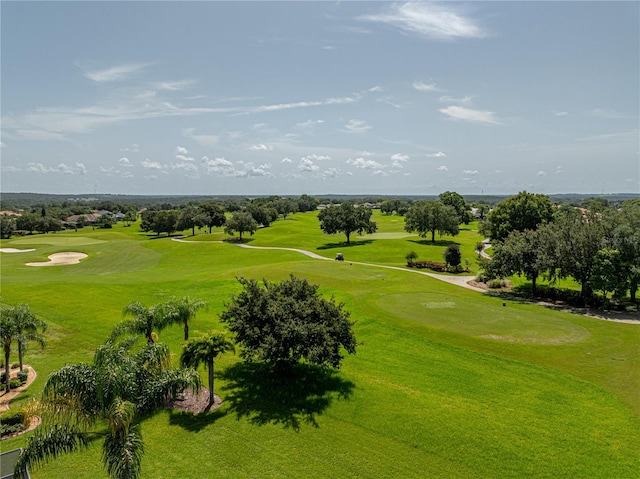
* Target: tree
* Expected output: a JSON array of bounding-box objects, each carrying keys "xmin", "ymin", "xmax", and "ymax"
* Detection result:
[
  {"xmin": 200, "ymin": 202, "xmax": 226, "ymax": 233},
  {"xmin": 475, "ymin": 241, "xmax": 485, "ymax": 258},
  {"xmin": 177, "ymin": 206, "xmax": 206, "ymax": 236},
  {"xmin": 112, "ymin": 301, "xmax": 174, "ymax": 344},
  {"xmin": 484, "ymin": 191, "xmax": 554, "ymax": 241},
  {"xmin": 10, "ymin": 304, "xmax": 47, "ymax": 372},
  {"xmin": 15, "ymin": 338, "xmax": 200, "ymax": 479},
  {"xmin": 224, "ymin": 211, "xmax": 258, "ymax": 241},
  {"xmin": 381, "ymin": 199, "xmax": 409, "ymax": 216},
  {"xmin": 0, "ymin": 215, "xmax": 16, "ymax": 239},
  {"xmin": 220, "ymin": 275, "xmax": 356, "ymax": 369},
  {"xmin": 297, "ymin": 194, "xmax": 319, "ymax": 212},
  {"xmin": 180, "ymin": 332, "xmax": 234, "ymax": 407},
  {"xmin": 443, "ymin": 244, "xmax": 462, "ymax": 268},
  {"xmin": 546, "ymin": 209, "xmax": 607, "ymax": 298},
  {"xmin": 404, "ymin": 201, "xmax": 459, "ymax": 243},
  {"xmin": 0, "ymin": 307, "xmax": 19, "ymax": 392},
  {"xmin": 317, "ymin": 202, "xmax": 377, "ymax": 244},
  {"xmin": 152, "ymin": 210, "xmax": 180, "ymax": 236},
  {"xmin": 275, "ymin": 198, "xmax": 298, "ymax": 219},
  {"xmin": 163, "ymin": 296, "xmax": 207, "ymax": 341},
  {"xmin": 590, "ymin": 249, "xmax": 624, "ymax": 301},
  {"xmin": 439, "ymin": 191, "xmax": 471, "ymax": 224},
  {"xmin": 16, "ymin": 212, "xmax": 39, "ymax": 233},
  {"xmin": 487, "ymin": 229, "xmax": 552, "ymax": 294},
  {"xmin": 610, "ymin": 200, "xmax": 640, "ymax": 302}
]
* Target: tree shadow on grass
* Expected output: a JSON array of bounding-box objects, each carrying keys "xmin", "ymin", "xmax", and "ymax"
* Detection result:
[
  {"xmin": 218, "ymin": 362, "xmax": 355, "ymax": 431},
  {"xmin": 317, "ymin": 240, "xmax": 373, "ymax": 250},
  {"xmin": 408, "ymin": 239, "xmax": 459, "ymax": 247},
  {"xmin": 168, "ymin": 408, "xmax": 227, "ymax": 433},
  {"xmin": 223, "ymin": 237, "xmax": 255, "ymax": 244}
]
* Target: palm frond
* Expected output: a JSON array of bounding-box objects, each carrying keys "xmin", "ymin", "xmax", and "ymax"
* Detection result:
[
  {"xmin": 136, "ymin": 368, "xmax": 201, "ymax": 415},
  {"xmin": 103, "ymin": 426, "xmax": 144, "ymax": 479},
  {"xmin": 15, "ymin": 424, "xmax": 89, "ymax": 475}
]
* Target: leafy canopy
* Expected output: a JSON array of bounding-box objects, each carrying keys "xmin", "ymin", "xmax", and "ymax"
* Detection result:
[
  {"xmin": 220, "ymin": 275, "xmax": 356, "ymax": 369},
  {"xmin": 317, "ymin": 202, "xmax": 377, "ymax": 243}
]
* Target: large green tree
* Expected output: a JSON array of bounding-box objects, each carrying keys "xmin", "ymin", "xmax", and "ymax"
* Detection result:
[
  {"xmin": 610, "ymin": 200, "xmax": 640, "ymax": 302},
  {"xmin": 484, "ymin": 191, "xmax": 555, "ymax": 241},
  {"xmin": 220, "ymin": 275, "xmax": 356, "ymax": 369},
  {"xmin": 404, "ymin": 201, "xmax": 459, "ymax": 243},
  {"xmin": 224, "ymin": 211, "xmax": 258, "ymax": 241},
  {"xmin": 199, "ymin": 202, "xmax": 226, "ymax": 233},
  {"xmin": 439, "ymin": 191, "xmax": 471, "ymax": 224},
  {"xmin": 112, "ymin": 301, "xmax": 175, "ymax": 344},
  {"xmin": 317, "ymin": 201, "xmax": 377, "ymax": 244},
  {"xmin": 15, "ymin": 338, "xmax": 200, "ymax": 479},
  {"xmin": 180, "ymin": 332, "xmax": 234, "ymax": 407}
]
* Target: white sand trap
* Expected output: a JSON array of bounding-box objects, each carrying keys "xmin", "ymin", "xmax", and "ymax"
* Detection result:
[
  {"xmin": 26, "ymin": 252, "xmax": 88, "ymax": 267},
  {"xmin": 0, "ymin": 248, "xmax": 36, "ymax": 253}
]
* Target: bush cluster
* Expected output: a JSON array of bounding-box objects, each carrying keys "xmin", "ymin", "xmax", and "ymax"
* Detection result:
[
  {"xmin": 0, "ymin": 409, "xmax": 26, "ymax": 437},
  {"xmin": 407, "ymin": 260, "xmax": 447, "ymax": 272}
]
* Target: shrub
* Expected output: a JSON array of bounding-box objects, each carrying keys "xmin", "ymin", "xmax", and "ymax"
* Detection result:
[
  {"xmin": 17, "ymin": 370, "xmax": 28, "ymax": 384},
  {"xmin": 11, "ymin": 362, "xmax": 20, "ymax": 369},
  {"xmin": 408, "ymin": 260, "xmax": 447, "ymax": 272},
  {"xmin": 487, "ymin": 279, "xmax": 507, "ymax": 289},
  {"xmin": 405, "ymin": 251, "xmax": 418, "ymax": 265},
  {"xmin": 0, "ymin": 423, "xmax": 25, "ymax": 437},
  {"xmin": 9, "ymin": 379, "xmax": 22, "ymax": 389},
  {"xmin": 0, "ymin": 409, "xmax": 26, "ymax": 426},
  {"xmin": 0, "ymin": 372, "xmax": 6, "ymax": 383},
  {"xmin": 443, "ymin": 244, "xmax": 462, "ymax": 267}
]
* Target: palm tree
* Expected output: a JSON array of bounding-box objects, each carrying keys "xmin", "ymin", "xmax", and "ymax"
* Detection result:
[
  {"xmin": 15, "ymin": 337, "xmax": 201, "ymax": 479},
  {"xmin": 12, "ymin": 303, "xmax": 47, "ymax": 372},
  {"xmin": 112, "ymin": 301, "xmax": 170, "ymax": 344},
  {"xmin": 0, "ymin": 305, "xmax": 19, "ymax": 391},
  {"xmin": 164, "ymin": 296, "xmax": 206, "ymax": 341},
  {"xmin": 180, "ymin": 332, "xmax": 234, "ymax": 408}
]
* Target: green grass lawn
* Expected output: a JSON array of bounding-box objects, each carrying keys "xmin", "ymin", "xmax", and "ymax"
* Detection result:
[{"xmin": 1, "ymin": 215, "xmax": 639, "ymax": 478}]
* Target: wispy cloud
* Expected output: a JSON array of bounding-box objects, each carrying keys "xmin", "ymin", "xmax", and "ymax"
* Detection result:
[
  {"xmin": 80, "ymin": 62, "xmax": 153, "ymax": 83},
  {"xmin": 27, "ymin": 162, "xmax": 85, "ymax": 175},
  {"xmin": 439, "ymin": 95, "xmax": 473, "ymax": 105},
  {"xmin": 360, "ymin": 3, "xmax": 487, "ymax": 41},
  {"xmin": 427, "ymin": 151, "xmax": 447, "ymax": 158},
  {"xmin": 590, "ymin": 108, "xmax": 632, "ymax": 119},
  {"xmin": 537, "ymin": 171, "xmax": 547, "ymax": 176},
  {"xmin": 345, "ymin": 119, "xmax": 372, "ymax": 133},
  {"xmin": 554, "ymin": 111, "xmax": 569, "ymax": 117},
  {"xmin": 141, "ymin": 159, "xmax": 163, "ymax": 170},
  {"xmin": 439, "ymin": 105, "xmax": 500, "ymax": 125},
  {"xmin": 438, "ymin": 165, "xmax": 448, "ymax": 171},
  {"xmin": 152, "ymin": 80, "xmax": 194, "ymax": 91},
  {"xmin": 413, "ymin": 81, "xmax": 440, "ymax": 92},
  {"xmin": 299, "ymin": 158, "xmax": 321, "ymax": 172},
  {"xmin": 250, "ymin": 144, "xmax": 273, "ymax": 151},
  {"xmin": 463, "ymin": 169, "xmax": 479, "ymax": 175},
  {"xmin": 391, "ymin": 153, "xmax": 409, "ymax": 161}
]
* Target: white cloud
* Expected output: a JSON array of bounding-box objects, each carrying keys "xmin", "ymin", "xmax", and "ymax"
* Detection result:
[
  {"xmin": 537, "ymin": 171, "xmax": 547, "ymax": 176},
  {"xmin": 12, "ymin": 130, "xmax": 69, "ymax": 141},
  {"xmin": 360, "ymin": 3, "xmax": 487, "ymax": 41},
  {"xmin": 368, "ymin": 86, "xmax": 383, "ymax": 92},
  {"xmin": 322, "ymin": 168, "xmax": 339, "ymax": 178},
  {"xmin": 345, "ymin": 119, "xmax": 372, "ymax": 133},
  {"xmin": 358, "ymin": 150, "xmax": 373, "ymax": 157},
  {"xmin": 439, "ymin": 105, "xmax": 500, "ymax": 125},
  {"xmin": 76, "ymin": 162, "xmax": 87, "ymax": 175},
  {"xmin": 347, "ymin": 157, "xmax": 382, "ymax": 169},
  {"xmin": 322, "ymin": 45, "xmax": 336, "ymax": 50},
  {"xmin": 463, "ymin": 169, "xmax": 479, "ymax": 175},
  {"xmin": 152, "ymin": 80, "xmax": 194, "ymax": 91},
  {"xmin": 0, "ymin": 142, "xmax": 6, "ymax": 148},
  {"xmin": 26, "ymin": 162, "xmax": 85, "ymax": 175},
  {"xmin": 171, "ymin": 162, "xmax": 198, "ymax": 172},
  {"xmin": 182, "ymin": 129, "xmax": 219, "ymax": 147},
  {"xmin": 1, "ymin": 165, "xmax": 20, "ymax": 172},
  {"xmin": 81, "ymin": 62, "xmax": 153, "ymax": 83},
  {"xmin": 119, "ymin": 157, "xmax": 132, "ymax": 166},
  {"xmin": 554, "ymin": 111, "xmax": 569, "ymax": 117},
  {"xmin": 141, "ymin": 159, "xmax": 163, "ymax": 170},
  {"xmin": 176, "ymin": 146, "xmax": 189, "ymax": 155},
  {"xmin": 439, "ymin": 95, "xmax": 474, "ymax": 105},
  {"xmin": 427, "ymin": 151, "xmax": 447, "ymax": 158},
  {"xmin": 556, "ymin": 166, "xmax": 563, "ymax": 174},
  {"xmin": 391, "ymin": 153, "xmax": 409, "ymax": 161},
  {"xmin": 281, "ymin": 157, "xmax": 292, "ymax": 163},
  {"xmin": 373, "ymin": 169, "xmax": 387, "ymax": 176},
  {"xmin": 250, "ymin": 144, "xmax": 273, "ymax": 151},
  {"xmin": 176, "ymin": 154, "xmax": 195, "ymax": 162},
  {"xmin": 303, "ymin": 154, "xmax": 331, "ymax": 161},
  {"xmin": 438, "ymin": 165, "xmax": 449, "ymax": 171},
  {"xmin": 295, "ymin": 119, "xmax": 325, "ymax": 129},
  {"xmin": 413, "ymin": 81, "xmax": 440, "ymax": 92},
  {"xmin": 299, "ymin": 158, "xmax": 320, "ymax": 172},
  {"xmin": 590, "ymin": 108, "xmax": 632, "ymax": 119}
]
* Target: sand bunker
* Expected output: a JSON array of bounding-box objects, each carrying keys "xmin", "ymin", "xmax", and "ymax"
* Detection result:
[
  {"xmin": 26, "ymin": 252, "xmax": 87, "ymax": 267},
  {"xmin": 0, "ymin": 248, "xmax": 36, "ymax": 253}
]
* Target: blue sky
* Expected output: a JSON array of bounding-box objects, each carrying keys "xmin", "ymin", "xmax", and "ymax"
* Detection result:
[{"xmin": 1, "ymin": 1, "xmax": 638, "ymax": 196}]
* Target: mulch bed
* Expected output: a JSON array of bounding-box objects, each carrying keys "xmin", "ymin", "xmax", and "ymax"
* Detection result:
[{"xmin": 166, "ymin": 387, "xmax": 222, "ymax": 414}]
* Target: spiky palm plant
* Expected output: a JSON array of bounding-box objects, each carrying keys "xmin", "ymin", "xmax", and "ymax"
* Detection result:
[
  {"xmin": 180, "ymin": 332, "xmax": 234, "ymax": 407},
  {"xmin": 163, "ymin": 296, "xmax": 207, "ymax": 341},
  {"xmin": 15, "ymin": 338, "xmax": 200, "ymax": 479},
  {"xmin": 12, "ymin": 303, "xmax": 47, "ymax": 372}
]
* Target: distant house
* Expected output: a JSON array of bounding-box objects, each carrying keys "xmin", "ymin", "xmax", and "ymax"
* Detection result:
[{"xmin": 64, "ymin": 210, "xmax": 113, "ymax": 227}]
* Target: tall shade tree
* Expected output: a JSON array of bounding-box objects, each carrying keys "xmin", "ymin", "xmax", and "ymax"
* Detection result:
[
  {"xmin": 220, "ymin": 275, "xmax": 356, "ymax": 369},
  {"xmin": 199, "ymin": 202, "xmax": 226, "ymax": 233},
  {"xmin": 15, "ymin": 338, "xmax": 200, "ymax": 479},
  {"xmin": 484, "ymin": 191, "xmax": 555, "ymax": 242},
  {"xmin": 611, "ymin": 200, "xmax": 640, "ymax": 302},
  {"xmin": 112, "ymin": 301, "xmax": 172, "ymax": 344},
  {"xmin": 317, "ymin": 201, "xmax": 377, "ymax": 244},
  {"xmin": 12, "ymin": 303, "xmax": 47, "ymax": 372},
  {"xmin": 164, "ymin": 296, "xmax": 207, "ymax": 341},
  {"xmin": 0, "ymin": 306, "xmax": 19, "ymax": 392},
  {"xmin": 180, "ymin": 332, "xmax": 235, "ymax": 407},
  {"xmin": 439, "ymin": 191, "xmax": 471, "ymax": 224},
  {"xmin": 404, "ymin": 201, "xmax": 459, "ymax": 243},
  {"xmin": 224, "ymin": 211, "xmax": 258, "ymax": 241}
]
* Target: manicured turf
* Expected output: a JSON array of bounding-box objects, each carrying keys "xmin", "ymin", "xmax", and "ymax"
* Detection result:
[{"xmin": 1, "ymin": 213, "xmax": 638, "ymax": 478}]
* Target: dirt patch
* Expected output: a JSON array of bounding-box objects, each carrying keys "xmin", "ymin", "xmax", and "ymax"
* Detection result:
[
  {"xmin": 26, "ymin": 252, "xmax": 87, "ymax": 267},
  {"xmin": 0, "ymin": 248, "xmax": 36, "ymax": 253},
  {"xmin": 167, "ymin": 387, "xmax": 222, "ymax": 414}
]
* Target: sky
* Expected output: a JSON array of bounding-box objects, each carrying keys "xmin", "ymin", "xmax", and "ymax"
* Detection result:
[{"xmin": 1, "ymin": 1, "xmax": 638, "ymax": 196}]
